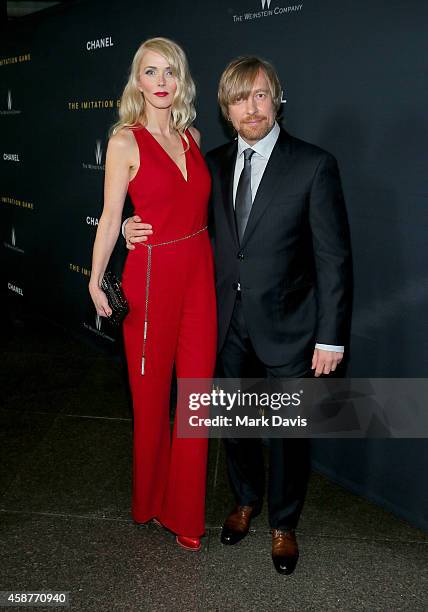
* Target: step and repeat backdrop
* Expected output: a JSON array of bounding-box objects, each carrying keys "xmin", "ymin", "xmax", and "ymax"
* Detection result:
[{"xmin": 1, "ymin": 0, "xmax": 427, "ymax": 526}]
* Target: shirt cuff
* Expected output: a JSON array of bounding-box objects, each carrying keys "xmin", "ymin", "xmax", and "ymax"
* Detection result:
[
  {"xmin": 315, "ymin": 343, "xmax": 344, "ymax": 353},
  {"xmin": 121, "ymin": 218, "xmax": 129, "ymax": 238}
]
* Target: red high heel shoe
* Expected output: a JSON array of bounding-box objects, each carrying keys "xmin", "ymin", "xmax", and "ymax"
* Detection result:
[
  {"xmin": 176, "ymin": 535, "xmax": 201, "ymax": 551},
  {"xmin": 154, "ymin": 519, "xmax": 202, "ymax": 551}
]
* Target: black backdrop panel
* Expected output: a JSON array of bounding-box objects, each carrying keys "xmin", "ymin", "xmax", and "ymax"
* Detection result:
[{"xmin": 1, "ymin": 0, "xmax": 427, "ymax": 530}]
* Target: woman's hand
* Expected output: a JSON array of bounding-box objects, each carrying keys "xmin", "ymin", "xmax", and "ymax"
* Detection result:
[{"xmin": 89, "ymin": 283, "xmax": 112, "ymax": 317}]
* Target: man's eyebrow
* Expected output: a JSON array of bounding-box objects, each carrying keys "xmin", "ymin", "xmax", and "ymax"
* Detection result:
[{"xmin": 253, "ymin": 88, "xmax": 269, "ymax": 93}]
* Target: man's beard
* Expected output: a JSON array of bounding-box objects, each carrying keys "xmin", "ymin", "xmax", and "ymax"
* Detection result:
[{"xmin": 238, "ymin": 116, "xmax": 273, "ymax": 142}]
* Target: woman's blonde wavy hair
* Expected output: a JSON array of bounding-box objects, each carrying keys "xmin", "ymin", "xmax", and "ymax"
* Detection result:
[{"xmin": 110, "ymin": 37, "xmax": 196, "ymax": 142}]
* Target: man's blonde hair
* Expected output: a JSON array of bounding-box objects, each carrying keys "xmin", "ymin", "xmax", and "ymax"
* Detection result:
[{"xmin": 218, "ymin": 56, "xmax": 282, "ymax": 119}]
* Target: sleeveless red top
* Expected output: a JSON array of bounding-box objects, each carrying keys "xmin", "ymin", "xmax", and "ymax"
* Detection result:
[{"xmin": 127, "ymin": 126, "xmax": 211, "ymax": 242}]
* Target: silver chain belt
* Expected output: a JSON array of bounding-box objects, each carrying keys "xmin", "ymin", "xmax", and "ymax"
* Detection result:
[{"xmin": 139, "ymin": 225, "xmax": 208, "ymax": 375}]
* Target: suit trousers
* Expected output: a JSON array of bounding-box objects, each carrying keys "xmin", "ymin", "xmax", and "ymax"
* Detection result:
[{"xmin": 217, "ymin": 295, "xmax": 312, "ymax": 530}]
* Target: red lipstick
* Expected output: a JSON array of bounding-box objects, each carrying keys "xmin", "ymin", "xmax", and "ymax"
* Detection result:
[{"xmin": 154, "ymin": 92, "xmax": 168, "ymax": 97}]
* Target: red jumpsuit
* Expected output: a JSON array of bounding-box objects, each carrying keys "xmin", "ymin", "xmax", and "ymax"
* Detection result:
[{"xmin": 121, "ymin": 126, "xmax": 217, "ymax": 537}]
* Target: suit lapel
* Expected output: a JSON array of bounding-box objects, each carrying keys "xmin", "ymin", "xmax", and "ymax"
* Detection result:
[
  {"xmin": 241, "ymin": 129, "xmax": 294, "ymax": 247},
  {"xmin": 219, "ymin": 140, "xmax": 239, "ymax": 246}
]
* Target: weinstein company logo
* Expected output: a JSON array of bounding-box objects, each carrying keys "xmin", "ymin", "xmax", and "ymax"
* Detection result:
[
  {"xmin": 233, "ymin": 0, "xmax": 303, "ymax": 22},
  {"xmin": 83, "ymin": 140, "xmax": 105, "ymax": 170},
  {"xmin": 0, "ymin": 90, "xmax": 21, "ymax": 116},
  {"xmin": 84, "ymin": 313, "xmax": 115, "ymax": 341},
  {"xmin": 4, "ymin": 226, "xmax": 24, "ymax": 253}
]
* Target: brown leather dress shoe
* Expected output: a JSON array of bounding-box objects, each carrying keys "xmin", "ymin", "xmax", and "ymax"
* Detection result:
[
  {"xmin": 271, "ymin": 528, "xmax": 299, "ymax": 575},
  {"xmin": 221, "ymin": 505, "xmax": 255, "ymax": 545}
]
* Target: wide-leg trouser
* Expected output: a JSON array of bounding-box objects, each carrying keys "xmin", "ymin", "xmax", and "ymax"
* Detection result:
[{"xmin": 122, "ymin": 234, "xmax": 217, "ymax": 537}]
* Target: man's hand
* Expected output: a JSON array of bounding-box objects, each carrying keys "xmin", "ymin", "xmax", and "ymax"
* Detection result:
[
  {"xmin": 124, "ymin": 215, "xmax": 153, "ymax": 250},
  {"xmin": 311, "ymin": 348, "xmax": 343, "ymax": 377}
]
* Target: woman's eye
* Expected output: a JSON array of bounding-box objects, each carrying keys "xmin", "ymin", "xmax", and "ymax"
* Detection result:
[
  {"xmin": 165, "ymin": 70, "xmax": 173, "ymax": 77},
  {"xmin": 145, "ymin": 69, "xmax": 155, "ymax": 76}
]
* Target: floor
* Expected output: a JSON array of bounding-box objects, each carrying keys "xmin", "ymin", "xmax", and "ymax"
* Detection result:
[{"xmin": 1, "ymin": 316, "xmax": 427, "ymax": 611}]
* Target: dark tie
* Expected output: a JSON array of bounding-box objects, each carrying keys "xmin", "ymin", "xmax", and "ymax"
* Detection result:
[{"xmin": 235, "ymin": 148, "xmax": 255, "ymax": 243}]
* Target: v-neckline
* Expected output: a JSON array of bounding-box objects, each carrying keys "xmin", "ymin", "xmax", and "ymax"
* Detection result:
[{"xmin": 143, "ymin": 126, "xmax": 189, "ymax": 183}]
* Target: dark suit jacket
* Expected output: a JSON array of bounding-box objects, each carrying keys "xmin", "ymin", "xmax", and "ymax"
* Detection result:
[{"xmin": 205, "ymin": 127, "xmax": 352, "ymax": 368}]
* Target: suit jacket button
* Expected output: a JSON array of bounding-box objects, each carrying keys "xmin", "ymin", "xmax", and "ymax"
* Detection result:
[{"xmin": 237, "ymin": 252, "xmax": 244, "ymax": 260}]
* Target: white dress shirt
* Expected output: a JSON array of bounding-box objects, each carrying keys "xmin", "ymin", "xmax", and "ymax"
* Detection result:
[
  {"xmin": 233, "ymin": 122, "xmax": 344, "ymax": 354},
  {"xmin": 233, "ymin": 121, "xmax": 281, "ymax": 207}
]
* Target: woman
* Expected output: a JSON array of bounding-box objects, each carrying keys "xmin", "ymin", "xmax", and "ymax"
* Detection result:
[{"xmin": 89, "ymin": 37, "xmax": 217, "ymax": 551}]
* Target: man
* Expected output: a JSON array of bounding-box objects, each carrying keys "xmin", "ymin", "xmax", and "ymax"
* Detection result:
[{"xmin": 123, "ymin": 56, "xmax": 352, "ymax": 575}]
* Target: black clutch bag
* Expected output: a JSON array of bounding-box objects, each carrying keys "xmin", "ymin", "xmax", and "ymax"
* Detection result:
[{"xmin": 100, "ymin": 270, "xmax": 129, "ymax": 326}]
